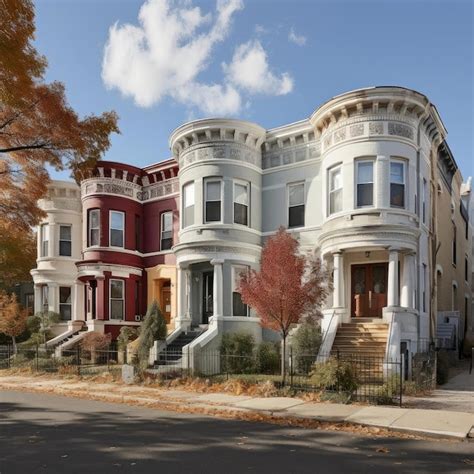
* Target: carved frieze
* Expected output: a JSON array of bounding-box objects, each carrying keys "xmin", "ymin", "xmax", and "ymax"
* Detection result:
[
  {"xmin": 333, "ymin": 128, "xmax": 346, "ymax": 144},
  {"xmin": 369, "ymin": 122, "xmax": 384, "ymax": 135},
  {"xmin": 388, "ymin": 122, "xmax": 414, "ymax": 140},
  {"xmin": 350, "ymin": 123, "xmax": 364, "ymax": 137}
]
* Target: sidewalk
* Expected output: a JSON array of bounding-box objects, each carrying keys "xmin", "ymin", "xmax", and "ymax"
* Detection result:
[{"xmin": 0, "ymin": 374, "xmax": 473, "ymax": 440}]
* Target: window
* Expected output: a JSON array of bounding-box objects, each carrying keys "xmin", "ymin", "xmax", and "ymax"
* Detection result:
[
  {"xmin": 390, "ymin": 160, "xmax": 405, "ymax": 208},
  {"xmin": 232, "ymin": 266, "xmax": 249, "ymax": 316},
  {"xmin": 161, "ymin": 211, "xmax": 173, "ymax": 250},
  {"xmin": 422, "ymin": 178, "xmax": 427, "ymax": 223},
  {"xmin": 109, "ymin": 211, "xmax": 124, "ymax": 248},
  {"xmin": 465, "ymin": 257, "xmax": 469, "ymax": 282},
  {"xmin": 88, "ymin": 209, "xmax": 100, "ymax": 247},
  {"xmin": 135, "ymin": 280, "xmax": 140, "ymax": 316},
  {"xmin": 110, "ymin": 279, "xmax": 124, "ymax": 320},
  {"xmin": 452, "ymin": 226, "xmax": 457, "ymax": 266},
  {"xmin": 59, "ymin": 287, "xmax": 72, "ymax": 320},
  {"xmin": 234, "ymin": 181, "xmax": 249, "ymax": 226},
  {"xmin": 40, "ymin": 224, "xmax": 49, "ymax": 257},
  {"xmin": 205, "ymin": 179, "xmax": 222, "ymax": 222},
  {"xmin": 183, "ymin": 182, "xmax": 195, "ymax": 228},
  {"xmin": 328, "ymin": 166, "xmax": 343, "ymax": 214},
  {"xmin": 452, "ymin": 283, "xmax": 458, "ymax": 311},
  {"xmin": 356, "ymin": 161, "xmax": 374, "ymax": 207},
  {"xmin": 59, "ymin": 225, "xmax": 72, "ymax": 256},
  {"xmin": 422, "ymin": 263, "xmax": 427, "ymax": 313},
  {"xmin": 288, "ymin": 182, "xmax": 305, "ymax": 228},
  {"xmin": 41, "ymin": 285, "xmax": 48, "ymax": 311},
  {"xmin": 25, "ymin": 293, "xmax": 34, "ymax": 315}
]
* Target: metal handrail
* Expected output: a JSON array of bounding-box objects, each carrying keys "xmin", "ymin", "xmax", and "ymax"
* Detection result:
[{"xmin": 319, "ymin": 309, "xmax": 336, "ymax": 353}]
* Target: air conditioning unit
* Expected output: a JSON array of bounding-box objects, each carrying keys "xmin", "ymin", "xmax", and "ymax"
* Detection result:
[{"xmin": 134, "ymin": 315, "xmax": 142, "ymax": 322}]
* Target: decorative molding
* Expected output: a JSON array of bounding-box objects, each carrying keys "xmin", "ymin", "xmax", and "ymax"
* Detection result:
[
  {"xmin": 388, "ymin": 122, "xmax": 414, "ymax": 140},
  {"xmin": 262, "ymin": 141, "xmax": 320, "ymax": 170},
  {"xmin": 369, "ymin": 122, "xmax": 384, "ymax": 135}
]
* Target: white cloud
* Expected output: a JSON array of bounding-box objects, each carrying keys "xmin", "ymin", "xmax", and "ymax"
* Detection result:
[
  {"xmin": 102, "ymin": 0, "xmax": 294, "ymax": 116},
  {"xmin": 224, "ymin": 40, "xmax": 293, "ymax": 95},
  {"xmin": 288, "ymin": 27, "xmax": 306, "ymax": 46}
]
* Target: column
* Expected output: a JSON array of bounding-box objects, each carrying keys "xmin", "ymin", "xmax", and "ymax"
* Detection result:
[
  {"xmin": 387, "ymin": 248, "xmax": 399, "ymax": 307},
  {"xmin": 73, "ymin": 282, "xmax": 85, "ymax": 321},
  {"xmin": 34, "ymin": 285, "xmax": 42, "ymax": 314},
  {"xmin": 400, "ymin": 253, "xmax": 415, "ymax": 309},
  {"xmin": 48, "ymin": 222, "xmax": 57, "ymax": 258},
  {"xmin": 332, "ymin": 251, "xmax": 344, "ymax": 308},
  {"xmin": 376, "ymin": 155, "xmax": 390, "ymax": 208},
  {"xmin": 176, "ymin": 265, "xmax": 191, "ymax": 327},
  {"xmin": 48, "ymin": 282, "xmax": 58, "ymax": 313},
  {"xmin": 211, "ymin": 259, "xmax": 224, "ymax": 318}
]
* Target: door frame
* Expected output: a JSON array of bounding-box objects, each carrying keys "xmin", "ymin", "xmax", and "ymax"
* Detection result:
[{"xmin": 350, "ymin": 262, "xmax": 388, "ymax": 318}]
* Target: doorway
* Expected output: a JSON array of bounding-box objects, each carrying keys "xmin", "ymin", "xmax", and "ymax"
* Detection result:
[
  {"xmin": 160, "ymin": 281, "xmax": 171, "ymax": 324},
  {"xmin": 351, "ymin": 263, "xmax": 388, "ymax": 318},
  {"xmin": 202, "ymin": 271, "xmax": 213, "ymax": 324}
]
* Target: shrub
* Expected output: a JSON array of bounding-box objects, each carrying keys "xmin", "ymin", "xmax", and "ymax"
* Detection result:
[
  {"xmin": 220, "ymin": 332, "xmax": 255, "ymax": 374},
  {"xmin": 117, "ymin": 326, "xmax": 139, "ymax": 351},
  {"xmin": 255, "ymin": 341, "xmax": 280, "ymax": 374},
  {"xmin": 137, "ymin": 301, "xmax": 167, "ymax": 370},
  {"xmin": 310, "ymin": 358, "xmax": 359, "ymax": 393},
  {"xmin": 291, "ymin": 320, "xmax": 322, "ymax": 374},
  {"xmin": 80, "ymin": 332, "xmax": 111, "ymax": 361}
]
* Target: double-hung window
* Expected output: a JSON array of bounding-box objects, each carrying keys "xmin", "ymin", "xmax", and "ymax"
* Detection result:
[
  {"xmin": 288, "ymin": 182, "xmax": 305, "ymax": 228},
  {"xmin": 356, "ymin": 161, "xmax": 374, "ymax": 207},
  {"xmin": 422, "ymin": 178, "xmax": 427, "ymax": 223},
  {"xmin": 40, "ymin": 224, "xmax": 49, "ymax": 257},
  {"xmin": 110, "ymin": 279, "xmax": 124, "ymax": 320},
  {"xmin": 41, "ymin": 285, "xmax": 49, "ymax": 312},
  {"xmin": 390, "ymin": 160, "xmax": 405, "ymax": 208},
  {"xmin": 234, "ymin": 181, "xmax": 249, "ymax": 226},
  {"xmin": 59, "ymin": 225, "xmax": 72, "ymax": 256},
  {"xmin": 88, "ymin": 209, "xmax": 100, "ymax": 247},
  {"xmin": 328, "ymin": 166, "xmax": 343, "ymax": 214},
  {"xmin": 232, "ymin": 265, "xmax": 249, "ymax": 316},
  {"xmin": 205, "ymin": 179, "xmax": 222, "ymax": 223},
  {"xmin": 109, "ymin": 211, "xmax": 124, "ymax": 248},
  {"xmin": 59, "ymin": 287, "xmax": 72, "ymax": 320},
  {"xmin": 452, "ymin": 225, "xmax": 457, "ymax": 266},
  {"xmin": 161, "ymin": 211, "xmax": 173, "ymax": 250},
  {"xmin": 183, "ymin": 182, "xmax": 195, "ymax": 228}
]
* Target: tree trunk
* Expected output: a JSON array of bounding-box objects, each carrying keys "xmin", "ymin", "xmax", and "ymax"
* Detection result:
[
  {"xmin": 12, "ymin": 336, "xmax": 17, "ymax": 355},
  {"xmin": 281, "ymin": 334, "xmax": 287, "ymax": 383}
]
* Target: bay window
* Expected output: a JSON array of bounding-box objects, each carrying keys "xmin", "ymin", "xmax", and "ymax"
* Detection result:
[
  {"xmin": 288, "ymin": 182, "xmax": 305, "ymax": 228},
  {"xmin": 110, "ymin": 279, "xmax": 124, "ymax": 320},
  {"xmin": 328, "ymin": 165, "xmax": 343, "ymax": 214},
  {"xmin": 161, "ymin": 211, "xmax": 173, "ymax": 250},
  {"xmin": 109, "ymin": 211, "xmax": 124, "ymax": 248},
  {"xmin": 59, "ymin": 286, "xmax": 72, "ymax": 320},
  {"xmin": 234, "ymin": 181, "xmax": 249, "ymax": 226},
  {"xmin": 182, "ymin": 182, "xmax": 195, "ymax": 228},
  {"xmin": 88, "ymin": 209, "xmax": 100, "ymax": 247},
  {"xmin": 232, "ymin": 265, "xmax": 249, "ymax": 316},
  {"xmin": 390, "ymin": 160, "xmax": 406, "ymax": 208},
  {"xmin": 205, "ymin": 179, "xmax": 222, "ymax": 223},
  {"xmin": 59, "ymin": 225, "xmax": 72, "ymax": 256},
  {"xmin": 356, "ymin": 161, "xmax": 374, "ymax": 207},
  {"xmin": 40, "ymin": 224, "xmax": 49, "ymax": 257}
]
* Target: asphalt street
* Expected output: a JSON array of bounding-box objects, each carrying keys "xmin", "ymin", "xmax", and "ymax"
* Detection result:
[{"xmin": 0, "ymin": 390, "xmax": 472, "ymax": 473}]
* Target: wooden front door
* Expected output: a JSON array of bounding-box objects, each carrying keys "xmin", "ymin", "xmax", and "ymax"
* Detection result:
[
  {"xmin": 351, "ymin": 263, "xmax": 388, "ymax": 318},
  {"xmin": 160, "ymin": 287, "xmax": 171, "ymax": 324}
]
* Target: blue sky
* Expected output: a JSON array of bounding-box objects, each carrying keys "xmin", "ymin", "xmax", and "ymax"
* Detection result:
[{"xmin": 34, "ymin": 0, "xmax": 473, "ymax": 179}]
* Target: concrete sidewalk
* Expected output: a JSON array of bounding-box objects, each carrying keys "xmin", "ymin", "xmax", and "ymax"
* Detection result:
[{"xmin": 0, "ymin": 375, "xmax": 473, "ymax": 440}]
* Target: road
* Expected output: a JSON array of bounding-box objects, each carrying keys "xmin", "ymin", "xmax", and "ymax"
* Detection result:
[{"xmin": 0, "ymin": 390, "xmax": 472, "ymax": 473}]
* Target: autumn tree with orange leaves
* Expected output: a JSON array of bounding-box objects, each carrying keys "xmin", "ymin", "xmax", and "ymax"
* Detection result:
[
  {"xmin": 239, "ymin": 228, "xmax": 330, "ymax": 379},
  {"xmin": 0, "ymin": 0, "xmax": 119, "ymax": 282},
  {"xmin": 0, "ymin": 291, "xmax": 28, "ymax": 353}
]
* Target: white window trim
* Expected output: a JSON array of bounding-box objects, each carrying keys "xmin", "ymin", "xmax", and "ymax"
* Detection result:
[
  {"xmin": 59, "ymin": 286, "xmax": 72, "ymax": 320},
  {"xmin": 58, "ymin": 224, "xmax": 72, "ymax": 257},
  {"xmin": 182, "ymin": 181, "xmax": 195, "ymax": 229},
  {"xmin": 109, "ymin": 210, "xmax": 125, "ymax": 249},
  {"xmin": 287, "ymin": 181, "xmax": 305, "ymax": 228},
  {"xmin": 204, "ymin": 177, "xmax": 223, "ymax": 224},
  {"xmin": 160, "ymin": 211, "xmax": 173, "ymax": 251},
  {"xmin": 355, "ymin": 159, "xmax": 374, "ymax": 208},
  {"xmin": 232, "ymin": 265, "xmax": 249, "ymax": 317},
  {"xmin": 389, "ymin": 159, "xmax": 407, "ymax": 209},
  {"xmin": 40, "ymin": 224, "xmax": 49, "ymax": 257},
  {"xmin": 233, "ymin": 180, "xmax": 250, "ymax": 227},
  {"xmin": 109, "ymin": 279, "xmax": 125, "ymax": 320},
  {"xmin": 88, "ymin": 209, "xmax": 100, "ymax": 247},
  {"xmin": 328, "ymin": 165, "xmax": 343, "ymax": 216}
]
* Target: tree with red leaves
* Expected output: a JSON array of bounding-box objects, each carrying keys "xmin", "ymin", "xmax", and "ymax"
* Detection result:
[{"xmin": 239, "ymin": 228, "xmax": 329, "ymax": 379}]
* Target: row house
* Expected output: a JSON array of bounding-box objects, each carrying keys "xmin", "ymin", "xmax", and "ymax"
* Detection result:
[{"xmin": 31, "ymin": 86, "xmax": 472, "ymax": 361}]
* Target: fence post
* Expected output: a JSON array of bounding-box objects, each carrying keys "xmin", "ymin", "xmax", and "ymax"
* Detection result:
[
  {"xmin": 399, "ymin": 354, "xmax": 403, "ymax": 408},
  {"xmin": 76, "ymin": 346, "xmax": 81, "ymax": 375},
  {"xmin": 35, "ymin": 345, "xmax": 39, "ymax": 372},
  {"xmin": 7, "ymin": 344, "xmax": 11, "ymax": 369}
]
